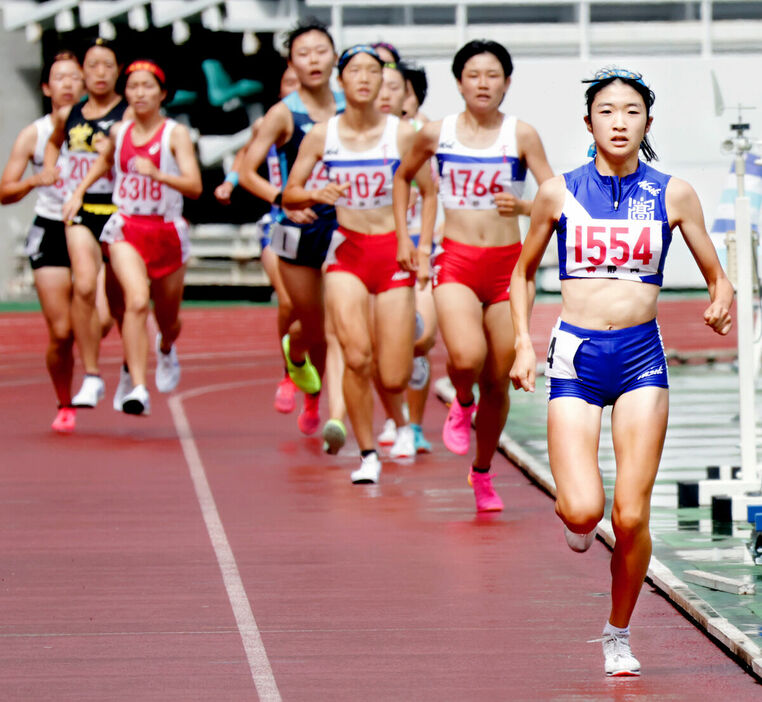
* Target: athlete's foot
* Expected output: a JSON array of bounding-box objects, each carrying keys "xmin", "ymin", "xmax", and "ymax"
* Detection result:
[
  {"xmin": 468, "ymin": 468, "xmax": 504, "ymax": 512},
  {"xmin": 377, "ymin": 418, "xmax": 397, "ymax": 446},
  {"xmin": 590, "ymin": 629, "xmax": 641, "ymax": 677},
  {"xmin": 411, "ymin": 423, "xmax": 432, "ymax": 453},
  {"xmin": 282, "ymin": 334, "xmax": 321, "ymax": 394},
  {"xmin": 113, "ymin": 364, "xmax": 132, "ymax": 411},
  {"xmin": 408, "ymin": 356, "xmax": 430, "ymax": 390},
  {"xmin": 351, "ymin": 452, "xmax": 382, "ymax": 484},
  {"xmin": 274, "ymin": 374, "xmax": 297, "ymax": 414},
  {"xmin": 390, "ymin": 424, "xmax": 415, "ymax": 458},
  {"xmin": 443, "ymin": 398, "xmax": 476, "ymax": 455},
  {"xmin": 322, "ymin": 418, "xmax": 347, "ymax": 454},
  {"xmin": 155, "ymin": 334, "xmax": 181, "ymax": 392},
  {"xmin": 72, "ymin": 374, "xmax": 105, "ymax": 408},
  {"xmin": 297, "ymin": 393, "xmax": 320, "ymax": 435},
  {"xmin": 51, "ymin": 407, "xmax": 76, "ymax": 433},
  {"xmin": 564, "ymin": 525, "xmax": 597, "ymax": 552},
  {"xmin": 122, "ymin": 384, "xmax": 151, "ymax": 416}
]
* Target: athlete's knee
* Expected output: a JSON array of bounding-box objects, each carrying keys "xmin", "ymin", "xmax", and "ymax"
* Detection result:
[
  {"xmin": 343, "ymin": 345, "xmax": 373, "ymax": 378},
  {"xmin": 124, "ymin": 292, "xmax": 150, "ymax": 318},
  {"xmin": 611, "ymin": 502, "xmax": 649, "ymax": 541},
  {"xmin": 72, "ymin": 278, "xmax": 98, "ymax": 304},
  {"xmin": 48, "ymin": 318, "xmax": 73, "ymax": 347},
  {"xmin": 556, "ymin": 497, "xmax": 604, "ymax": 533},
  {"xmin": 448, "ymin": 348, "xmax": 484, "ymax": 375}
]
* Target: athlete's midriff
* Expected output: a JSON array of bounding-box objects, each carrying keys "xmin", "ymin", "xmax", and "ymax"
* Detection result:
[
  {"xmin": 442, "ymin": 207, "xmax": 521, "ymax": 247},
  {"xmin": 336, "ymin": 204, "xmax": 395, "ymax": 235},
  {"xmin": 560, "ymin": 277, "xmax": 659, "ymax": 330}
]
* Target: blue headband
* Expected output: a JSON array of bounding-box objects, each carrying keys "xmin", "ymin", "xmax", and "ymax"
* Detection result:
[
  {"xmin": 337, "ymin": 45, "xmax": 383, "ymax": 74},
  {"xmin": 582, "ymin": 68, "xmax": 647, "ymax": 88}
]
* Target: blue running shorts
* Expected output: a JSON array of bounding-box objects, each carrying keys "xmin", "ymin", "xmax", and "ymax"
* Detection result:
[{"xmin": 546, "ymin": 318, "xmax": 668, "ymax": 407}]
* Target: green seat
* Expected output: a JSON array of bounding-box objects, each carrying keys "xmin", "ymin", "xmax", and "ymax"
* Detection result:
[
  {"xmin": 165, "ymin": 89, "xmax": 198, "ymax": 111},
  {"xmin": 201, "ymin": 59, "xmax": 263, "ymax": 109}
]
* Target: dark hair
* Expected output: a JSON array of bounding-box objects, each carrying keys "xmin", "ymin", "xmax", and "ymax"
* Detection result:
[
  {"xmin": 371, "ymin": 42, "xmax": 400, "ymax": 64},
  {"xmin": 40, "ymin": 50, "xmax": 79, "ymax": 86},
  {"xmin": 585, "ymin": 76, "xmax": 658, "ymax": 161},
  {"xmin": 451, "ymin": 40, "xmax": 513, "ymax": 81},
  {"xmin": 82, "ymin": 37, "xmax": 121, "ymax": 65},
  {"xmin": 284, "ymin": 19, "xmax": 335, "ymax": 59},
  {"xmin": 401, "ymin": 62, "xmax": 427, "ymax": 107}
]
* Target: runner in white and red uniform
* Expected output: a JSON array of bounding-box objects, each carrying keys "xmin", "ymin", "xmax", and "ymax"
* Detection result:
[
  {"xmin": 284, "ymin": 45, "xmax": 437, "ymax": 484},
  {"xmin": 64, "ymin": 59, "xmax": 202, "ymax": 417},
  {"xmin": 394, "ymin": 40, "xmax": 553, "ymax": 512},
  {"xmin": 0, "ymin": 51, "xmax": 84, "ymax": 432}
]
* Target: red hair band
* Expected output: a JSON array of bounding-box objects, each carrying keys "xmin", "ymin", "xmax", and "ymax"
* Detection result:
[{"xmin": 125, "ymin": 60, "xmax": 165, "ymax": 84}]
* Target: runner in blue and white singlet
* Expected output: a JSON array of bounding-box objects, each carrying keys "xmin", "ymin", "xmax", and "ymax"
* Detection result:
[{"xmin": 510, "ymin": 69, "xmax": 733, "ymax": 678}]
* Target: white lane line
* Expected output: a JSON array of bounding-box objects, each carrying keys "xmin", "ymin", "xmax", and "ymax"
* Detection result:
[{"xmin": 169, "ymin": 384, "xmax": 281, "ymax": 702}]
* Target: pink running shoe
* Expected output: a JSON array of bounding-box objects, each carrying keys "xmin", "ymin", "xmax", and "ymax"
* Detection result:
[
  {"xmin": 274, "ymin": 374, "xmax": 297, "ymax": 414},
  {"xmin": 443, "ymin": 399, "xmax": 476, "ymax": 455},
  {"xmin": 51, "ymin": 407, "xmax": 76, "ymax": 434},
  {"xmin": 297, "ymin": 393, "xmax": 320, "ymax": 435},
  {"xmin": 469, "ymin": 469, "xmax": 504, "ymax": 512}
]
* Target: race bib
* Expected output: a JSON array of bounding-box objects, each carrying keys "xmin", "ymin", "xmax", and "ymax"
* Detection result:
[
  {"xmin": 268, "ymin": 222, "xmax": 300, "ymax": 260},
  {"xmin": 544, "ymin": 326, "xmax": 586, "ymax": 379}
]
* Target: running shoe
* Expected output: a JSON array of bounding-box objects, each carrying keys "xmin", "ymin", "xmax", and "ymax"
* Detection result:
[
  {"xmin": 297, "ymin": 393, "xmax": 320, "ymax": 435},
  {"xmin": 411, "ymin": 423, "xmax": 432, "ymax": 453},
  {"xmin": 390, "ymin": 424, "xmax": 415, "ymax": 458},
  {"xmin": 590, "ymin": 631, "xmax": 641, "ymax": 677},
  {"xmin": 274, "ymin": 374, "xmax": 297, "ymax": 414},
  {"xmin": 113, "ymin": 364, "xmax": 132, "ymax": 411},
  {"xmin": 155, "ymin": 334, "xmax": 181, "ymax": 393},
  {"xmin": 564, "ymin": 525, "xmax": 597, "ymax": 552},
  {"xmin": 322, "ymin": 418, "xmax": 347, "ymax": 455},
  {"xmin": 442, "ymin": 399, "xmax": 476, "ymax": 455},
  {"xmin": 51, "ymin": 407, "xmax": 76, "ymax": 433},
  {"xmin": 72, "ymin": 375, "xmax": 105, "ymax": 408},
  {"xmin": 409, "ymin": 356, "xmax": 430, "ymax": 390},
  {"xmin": 469, "ymin": 469, "xmax": 504, "ymax": 512},
  {"xmin": 378, "ymin": 417, "xmax": 397, "ymax": 446},
  {"xmin": 282, "ymin": 334, "xmax": 321, "ymax": 394},
  {"xmin": 351, "ymin": 452, "xmax": 382, "ymax": 484},
  {"xmin": 122, "ymin": 384, "xmax": 151, "ymax": 416}
]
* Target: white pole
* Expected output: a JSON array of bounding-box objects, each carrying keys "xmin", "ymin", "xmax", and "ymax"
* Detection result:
[{"xmin": 733, "ymin": 153, "xmax": 759, "ymax": 483}]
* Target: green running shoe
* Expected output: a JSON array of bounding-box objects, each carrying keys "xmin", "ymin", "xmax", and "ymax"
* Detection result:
[{"xmin": 282, "ymin": 334, "xmax": 321, "ymax": 394}]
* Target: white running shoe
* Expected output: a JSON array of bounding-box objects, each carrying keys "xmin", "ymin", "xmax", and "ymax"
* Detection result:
[
  {"xmin": 390, "ymin": 424, "xmax": 415, "ymax": 458},
  {"xmin": 564, "ymin": 525, "xmax": 597, "ymax": 552},
  {"xmin": 155, "ymin": 334, "xmax": 181, "ymax": 393},
  {"xmin": 113, "ymin": 365, "xmax": 133, "ymax": 411},
  {"xmin": 409, "ymin": 356, "xmax": 430, "ymax": 390},
  {"xmin": 122, "ymin": 384, "xmax": 151, "ymax": 416},
  {"xmin": 72, "ymin": 375, "xmax": 105, "ymax": 408},
  {"xmin": 590, "ymin": 631, "xmax": 641, "ymax": 677},
  {"xmin": 377, "ymin": 418, "xmax": 397, "ymax": 446},
  {"xmin": 351, "ymin": 453, "xmax": 382, "ymax": 484}
]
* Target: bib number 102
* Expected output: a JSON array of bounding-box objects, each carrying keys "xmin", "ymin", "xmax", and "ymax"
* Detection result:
[{"xmin": 574, "ymin": 224, "xmax": 653, "ymax": 267}]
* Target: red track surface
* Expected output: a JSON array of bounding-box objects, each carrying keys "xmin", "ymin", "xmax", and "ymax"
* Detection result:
[{"xmin": 0, "ymin": 305, "xmax": 756, "ymax": 701}]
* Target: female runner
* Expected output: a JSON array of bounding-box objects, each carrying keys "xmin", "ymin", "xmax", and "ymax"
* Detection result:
[
  {"xmin": 44, "ymin": 38, "xmax": 129, "ymax": 409},
  {"xmin": 215, "ymin": 66, "xmax": 301, "ymax": 414},
  {"xmin": 394, "ymin": 40, "xmax": 553, "ymax": 511},
  {"xmin": 0, "ymin": 51, "xmax": 84, "ymax": 432},
  {"xmin": 283, "ymin": 45, "xmax": 436, "ymax": 483},
  {"xmin": 375, "ymin": 59, "xmax": 438, "ymax": 455},
  {"xmin": 509, "ymin": 68, "xmax": 733, "ymax": 676},
  {"xmin": 63, "ymin": 59, "xmax": 202, "ymax": 415},
  {"xmin": 239, "ymin": 21, "xmax": 345, "ymax": 445}
]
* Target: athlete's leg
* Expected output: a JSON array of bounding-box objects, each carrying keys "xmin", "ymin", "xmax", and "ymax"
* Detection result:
[
  {"xmin": 33, "ymin": 267, "xmax": 74, "ymax": 406},
  {"xmin": 608, "ymin": 386, "xmax": 668, "ymax": 627},
  {"xmin": 108, "ymin": 242, "xmax": 150, "ymax": 387},
  {"xmin": 473, "ymin": 300, "xmax": 514, "ymax": 469},
  {"xmin": 407, "ymin": 282, "xmax": 436, "ymax": 426},
  {"xmin": 66, "ymin": 225, "xmax": 104, "ymax": 374},
  {"xmin": 325, "ymin": 271, "xmax": 374, "ymax": 450},
  {"xmin": 277, "ymin": 259, "xmax": 326, "ymax": 377},
  {"xmin": 151, "ymin": 263, "xmax": 186, "ymax": 349},
  {"xmin": 261, "ymin": 246, "xmax": 296, "ymax": 342},
  {"xmin": 547, "ymin": 397, "xmax": 606, "ymax": 533},
  {"xmin": 100, "ymin": 264, "xmax": 120, "ymax": 338},
  {"xmin": 324, "ymin": 305, "xmax": 346, "ymax": 422},
  {"xmin": 433, "ymin": 282, "xmax": 485, "ymax": 405}
]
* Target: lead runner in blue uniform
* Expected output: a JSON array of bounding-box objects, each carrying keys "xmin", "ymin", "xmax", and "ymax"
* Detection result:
[{"xmin": 509, "ymin": 69, "xmax": 733, "ymax": 677}]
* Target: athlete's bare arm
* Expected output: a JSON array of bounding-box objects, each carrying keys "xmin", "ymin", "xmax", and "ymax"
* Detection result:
[
  {"xmin": 40, "ymin": 104, "xmax": 72, "ymax": 185},
  {"xmin": 509, "ymin": 175, "xmax": 566, "ymax": 392},
  {"xmin": 666, "ymin": 177, "xmax": 733, "ymax": 335},
  {"xmin": 0, "ymin": 123, "xmax": 39, "ymax": 204},
  {"xmin": 148, "ymin": 124, "xmax": 202, "ymax": 199},
  {"xmin": 215, "ymin": 116, "xmax": 263, "ymax": 204}
]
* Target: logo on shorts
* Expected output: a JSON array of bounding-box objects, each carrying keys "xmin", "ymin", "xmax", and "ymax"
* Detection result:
[
  {"xmin": 391, "ymin": 270, "xmax": 411, "ymax": 281},
  {"xmin": 637, "ymin": 365, "xmax": 664, "ymax": 380}
]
